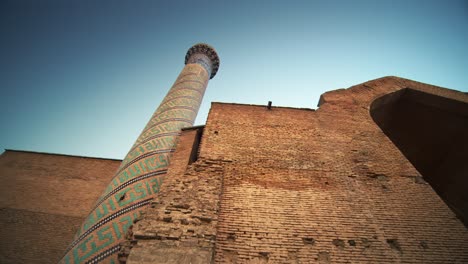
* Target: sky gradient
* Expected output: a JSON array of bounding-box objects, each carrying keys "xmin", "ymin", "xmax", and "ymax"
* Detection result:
[{"xmin": 1, "ymin": 0, "xmax": 467, "ymax": 159}]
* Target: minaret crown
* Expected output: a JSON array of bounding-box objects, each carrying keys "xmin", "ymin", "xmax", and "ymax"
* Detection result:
[{"xmin": 185, "ymin": 43, "xmax": 220, "ymax": 79}]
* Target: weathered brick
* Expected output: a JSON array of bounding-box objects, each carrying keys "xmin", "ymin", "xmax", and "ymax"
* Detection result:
[{"xmin": 128, "ymin": 76, "xmax": 468, "ymax": 263}]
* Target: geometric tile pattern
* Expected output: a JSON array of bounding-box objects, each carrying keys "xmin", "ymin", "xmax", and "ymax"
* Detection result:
[{"xmin": 60, "ymin": 44, "xmax": 219, "ymax": 263}]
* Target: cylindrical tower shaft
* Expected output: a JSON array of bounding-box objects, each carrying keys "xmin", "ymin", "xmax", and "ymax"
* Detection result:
[{"xmin": 61, "ymin": 43, "xmax": 219, "ymax": 264}]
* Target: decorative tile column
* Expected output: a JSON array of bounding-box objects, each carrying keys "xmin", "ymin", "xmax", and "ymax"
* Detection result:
[{"xmin": 61, "ymin": 43, "xmax": 219, "ymax": 264}]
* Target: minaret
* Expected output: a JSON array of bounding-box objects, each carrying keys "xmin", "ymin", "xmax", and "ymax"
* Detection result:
[{"xmin": 61, "ymin": 43, "xmax": 220, "ymax": 264}]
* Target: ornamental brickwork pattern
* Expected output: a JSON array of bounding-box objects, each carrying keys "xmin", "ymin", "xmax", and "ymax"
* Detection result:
[{"xmin": 61, "ymin": 44, "xmax": 219, "ymax": 264}]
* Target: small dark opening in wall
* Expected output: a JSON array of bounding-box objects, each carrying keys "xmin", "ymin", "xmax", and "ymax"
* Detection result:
[{"xmin": 188, "ymin": 127, "xmax": 204, "ymax": 164}]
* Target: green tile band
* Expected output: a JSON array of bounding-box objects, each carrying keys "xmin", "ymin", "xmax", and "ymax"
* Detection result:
[{"xmin": 60, "ymin": 43, "xmax": 219, "ymax": 264}]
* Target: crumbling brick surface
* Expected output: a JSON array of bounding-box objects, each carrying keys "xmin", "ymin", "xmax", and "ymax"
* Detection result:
[
  {"xmin": 127, "ymin": 76, "xmax": 468, "ymax": 263},
  {"xmin": 126, "ymin": 128, "xmax": 227, "ymax": 263},
  {"xmin": 204, "ymin": 77, "xmax": 468, "ymax": 263}
]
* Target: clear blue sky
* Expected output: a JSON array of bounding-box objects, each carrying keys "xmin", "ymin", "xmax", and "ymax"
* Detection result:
[{"xmin": 1, "ymin": 0, "xmax": 467, "ymax": 159}]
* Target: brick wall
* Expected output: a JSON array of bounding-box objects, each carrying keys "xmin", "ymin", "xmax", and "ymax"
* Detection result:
[
  {"xmin": 125, "ymin": 127, "xmax": 226, "ymax": 263},
  {"xmin": 206, "ymin": 77, "xmax": 468, "ymax": 263},
  {"xmin": 0, "ymin": 150, "xmax": 120, "ymax": 264},
  {"xmin": 120, "ymin": 76, "xmax": 468, "ymax": 263}
]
